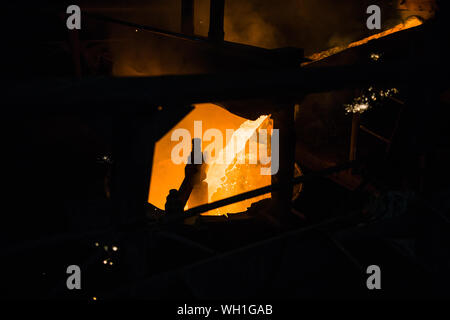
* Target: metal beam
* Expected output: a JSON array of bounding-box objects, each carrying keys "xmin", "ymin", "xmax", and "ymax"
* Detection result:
[
  {"xmin": 162, "ymin": 161, "xmax": 359, "ymax": 223},
  {"xmin": 6, "ymin": 63, "xmax": 417, "ymax": 112},
  {"xmin": 208, "ymin": 0, "xmax": 225, "ymax": 42},
  {"xmin": 181, "ymin": 0, "xmax": 195, "ymax": 36}
]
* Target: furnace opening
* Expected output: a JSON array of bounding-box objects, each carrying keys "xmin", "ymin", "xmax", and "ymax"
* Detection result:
[{"xmin": 148, "ymin": 103, "xmax": 275, "ymax": 216}]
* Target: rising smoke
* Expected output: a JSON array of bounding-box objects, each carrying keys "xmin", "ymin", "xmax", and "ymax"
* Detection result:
[{"xmin": 108, "ymin": 0, "xmax": 434, "ymax": 76}]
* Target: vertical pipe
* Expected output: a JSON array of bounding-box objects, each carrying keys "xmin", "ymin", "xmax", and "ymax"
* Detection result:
[
  {"xmin": 271, "ymin": 105, "xmax": 296, "ymax": 224},
  {"xmin": 111, "ymin": 112, "xmax": 154, "ymax": 283},
  {"xmin": 349, "ymin": 113, "xmax": 360, "ymax": 161},
  {"xmin": 208, "ymin": 0, "xmax": 225, "ymax": 42},
  {"xmin": 68, "ymin": 29, "xmax": 82, "ymax": 78},
  {"xmin": 111, "ymin": 113, "xmax": 155, "ymax": 227},
  {"xmin": 181, "ymin": 0, "xmax": 195, "ymax": 35}
]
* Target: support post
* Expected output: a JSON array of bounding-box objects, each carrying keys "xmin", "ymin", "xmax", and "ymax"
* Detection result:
[
  {"xmin": 349, "ymin": 113, "xmax": 360, "ymax": 161},
  {"xmin": 181, "ymin": 0, "xmax": 195, "ymax": 35},
  {"xmin": 68, "ymin": 29, "xmax": 82, "ymax": 78},
  {"xmin": 271, "ymin": 104, "xmax": 296, "ymax": 224},
  {"xmin": 208, "ymin": 0, "xmax": 225, "ymax": 42},
  {"xmin": 111, "ymin": 112, "xmax": 155, "ymax": 282}
]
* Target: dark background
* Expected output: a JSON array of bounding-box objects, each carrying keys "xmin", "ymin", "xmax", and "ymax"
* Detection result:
[{"xmin": 1, "ymin": 0, "xmax": 449, "ymax": 301}]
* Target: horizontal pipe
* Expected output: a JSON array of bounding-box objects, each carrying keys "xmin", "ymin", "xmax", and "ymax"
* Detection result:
[
  {"xmin": 360, "ymin": 125, "xmax": 391, "ymax": 144},
  {"xmin": 6, "ymin": 62, "xmax": 423, "ymax": 112},
  {"xmin": 162, "ymin": 161, "xmax": 359, "ymax": 222},
  {"xmin": 105, "ymin": 209, "xmax": 363, "ymax": 299},
  {"xmin": 85, "ymin": 12, "xmax": 206, "ymax": 43}
]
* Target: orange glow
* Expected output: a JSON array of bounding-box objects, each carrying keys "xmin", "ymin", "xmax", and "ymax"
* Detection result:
[
  {"xmin": 205, "ymin": 115, "xmax": 273, "ymax": 215},
  {"xmin": 305, "ymin": 17, "xmax": 423, "ymax": 64},
  {"xmin": 148, "ymin": 104, "xmax": 272, "ymax": 216}
]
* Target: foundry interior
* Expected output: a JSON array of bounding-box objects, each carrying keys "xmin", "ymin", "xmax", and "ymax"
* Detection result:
[{"xmin": 2, "ymin": 0, "xmax": 449, "ymax": 299}]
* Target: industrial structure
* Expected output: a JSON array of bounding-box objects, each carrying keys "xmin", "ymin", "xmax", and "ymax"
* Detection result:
[{"xmin": 1, "ymin": 0, "xmax": 449, "ymax": 300}]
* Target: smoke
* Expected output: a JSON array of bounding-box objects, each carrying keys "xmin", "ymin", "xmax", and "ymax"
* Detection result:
[
  {"xmin": 220, "ymin": 0, "xmax": 402, "ymax": 54},
  {"xmin": 223, "ymin": 1, "xmax": 282, "ymax": 49},
  {"xmin": 107, "ymin": 0, "xmax": 425, "ymax": 76},
  {"xmin": 220, "ymin": 0, "xmax": 434, "ymax": 53}
]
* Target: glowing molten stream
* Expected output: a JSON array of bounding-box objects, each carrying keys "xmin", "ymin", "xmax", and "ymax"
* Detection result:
[
  {"xmin": 148, "ymin": 104, "xmax": 272, "ymax": 216},
  {"xmin": 205, "ymin": 115, "xmax": 272, "ymax": 215},
  {"xmin": 305, "ymin": 17, "xmax": 423, "ymax": 63}
]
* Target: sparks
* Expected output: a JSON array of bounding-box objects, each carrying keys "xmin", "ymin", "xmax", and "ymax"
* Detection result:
[
  {"xmin": 370, "ymin": 53, "xmax": 381, "ymax": 61},
  {"xmin": 345, "ymin": 87, "xmax": 399, "ymax": 114}
]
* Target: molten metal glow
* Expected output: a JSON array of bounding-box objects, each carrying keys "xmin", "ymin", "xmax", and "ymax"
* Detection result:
[
  {"xmin": 148, "ymin": 104, "xmax": 272, "ymax": 216},
  {"xmin": 205, "ymin": 115, "xmax": 272, "ymax": 215},
  {"xmin": 305, "ymin": 17, "xmax": 423, "ymax": 64}
]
